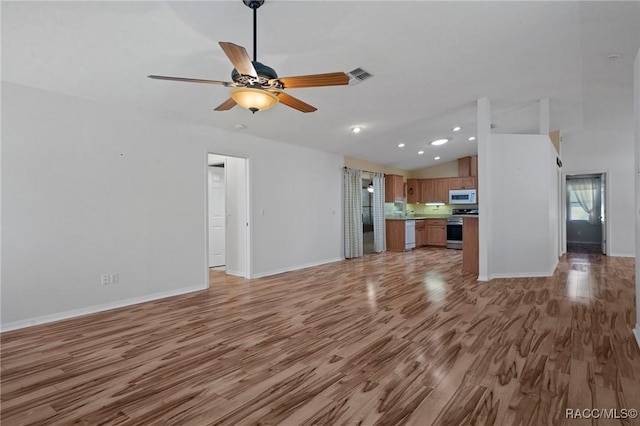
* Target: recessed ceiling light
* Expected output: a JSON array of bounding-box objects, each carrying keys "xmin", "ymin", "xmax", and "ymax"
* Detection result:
[
  {"xmin": 418, "ymin": 150, "xmax": 424, "ymax": 155},
  {"xmin": 608, "ymin": 53, "xmax": 622, "ymax": 60},
  {"xmin": 434, "ymin": 156, "xmax": 440, "ymax": 160},
  {"xmin": 430, "ymin": 138, "xmax": 449, "ymax": 146},
  {"xmin": 468, "ymin": 136, "xmax": 476, "ymax": 141},
  {"xmin": 452, "ymin": 126, "xmax": 461, "ymax": 132},
  {"xmin": 351, "ymin": 126, "xmax": 362, "ymax": 134},
  {"xmin": 398, "ymin": 143, "xmax": 405, "ymax": 148},
  {"xmin": 234, "ymin": 123, "xmax": 247, "ymax": 129}
]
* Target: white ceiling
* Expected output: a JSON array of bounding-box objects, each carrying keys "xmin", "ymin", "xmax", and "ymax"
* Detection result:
[{"xmin": 3, "ymin": 1, "xmax": 639, "ymax": 171}]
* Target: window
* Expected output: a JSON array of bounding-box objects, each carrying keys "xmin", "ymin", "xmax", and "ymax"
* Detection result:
[
  {"xmin": 567, "ymin": 176, "xmax": 600, "ymax": 223},
  {"xmin": 568, "ymin": 189, "xmax": 589, "ymax": 221}
]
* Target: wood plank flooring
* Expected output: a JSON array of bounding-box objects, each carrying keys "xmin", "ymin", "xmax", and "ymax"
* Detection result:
[{"xmin": 2, "ymin": 249, "xmax": 639, "ymax": 425}]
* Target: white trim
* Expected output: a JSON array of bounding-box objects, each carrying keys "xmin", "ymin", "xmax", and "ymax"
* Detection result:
[
  {"xmin": 251, "ymin": 257, "xmax": 343, "ymax": 279},
  {"xmin": 608, "ymin": 252, "xmax": 636, "ymax": 258},
  {"xmin": 477, "ymin": 275, "xmax": 490, "ymax": 282},
  {"xmin": 489, "ymin": 272, "xmax": 554, "ymax": 279},
  {"xmin": 0, "ymin": 284, "xmax": 206, "ymax": 332},
  {"xmin": 634, "ymin": 326, "xmax": 640, "ymax": 350}
]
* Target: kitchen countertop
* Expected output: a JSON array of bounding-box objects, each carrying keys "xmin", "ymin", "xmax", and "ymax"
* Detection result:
[{"xmin": 385, "ymin": 215, "xmax": 450, "ymax": 220}]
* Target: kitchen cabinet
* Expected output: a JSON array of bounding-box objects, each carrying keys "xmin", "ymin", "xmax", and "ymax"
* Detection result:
[
  {"xmin": 420, "ymin": 178, "xmax": 449, "ymax": 203},
  {"xmin": 407, "ymin": 179, "xmax": 420, "ymax": 204},
  {"xmin": 385, "ymin": 174, "xmax": 404, "ymax": 203},
  {"xmin": 463, "ymin": 216, "xmax": 479, "ymax": 275},
  {"xmin": 449, "ymin": 176, "xmax": 476, "ymax": 190},
  {"xmin": 415, "ymin": 220, "xmax": 426, "ymax": 246},
  {"xmin": 386, "ymin": 219, "xmax": 415, "ymax": 251},
  {"xmin": 458, "ymin": 156, "xmax": 471, "ymax": 177},
  {"xmin": 436, "ymin": 179, "xmax": 449, "ymax": 202},
  {"xmin": 426, "ymin": 219, "xmax": 447, "ymax": 246}
]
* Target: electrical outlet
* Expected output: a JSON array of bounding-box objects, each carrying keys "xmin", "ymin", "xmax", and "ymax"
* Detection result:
[
  {"xmin": 101, "ymin": 274, "xmax": 110, "ymax": 286},
  {"xmin": 111, "ymin": 273, "xmax": 119, "ymax": 284}
]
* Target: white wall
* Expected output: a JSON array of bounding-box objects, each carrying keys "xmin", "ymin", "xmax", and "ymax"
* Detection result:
[
  {"xmin": 224, "ymin": 156, "xmax": 247, "ymax": 277},
  {"xmin": 487, "ymin": 134, "xmax": 559, "ymax": 278},
  {"xmin": 561, "ymin": 54, "xmax": 636, "ymax": 258},
  {"xmin": 1, "ymin": 82, "xmax": 343, "ymax": 329}
]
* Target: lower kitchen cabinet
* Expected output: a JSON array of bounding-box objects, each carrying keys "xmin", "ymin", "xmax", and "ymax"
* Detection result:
[
  {"xmin": 386, "ymin": 220, "xmax": 405, "ymax": 251},
  {"xmin": 415, "ymin": 220, "xmax": 426, "ymax": 246},
  {"xmin": 426, "ymin": 219, "xmax": 447, "ymax": 247}
]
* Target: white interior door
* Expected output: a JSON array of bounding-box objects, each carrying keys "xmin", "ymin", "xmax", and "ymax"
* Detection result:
[{"xmin": 208, "ymin": 166, "xmax": 226, "ymax": 267}]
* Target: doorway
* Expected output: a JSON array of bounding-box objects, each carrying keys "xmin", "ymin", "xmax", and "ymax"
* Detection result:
[
  {"xmin": 207, "ymin": 153, "xmax": 251, "ymax": 282},
  {"xmin": 565, "ymin": 173, "xmax": 606, "ymax": 255},
  {"xmin": 362, "ymin": 177, "xmax": 374, "ymax": 254}
]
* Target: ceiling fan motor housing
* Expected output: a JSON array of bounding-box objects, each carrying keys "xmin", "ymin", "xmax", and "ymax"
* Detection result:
[
  {"xmin": 231, "ymin": 61, "xmax": 280, "ymax": 88},
  {"xmin": 243, "ymin": 0, "xmax": 264, "ymax": 9}
]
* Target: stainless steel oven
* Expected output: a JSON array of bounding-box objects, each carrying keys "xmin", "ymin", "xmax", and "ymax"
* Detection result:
[
  {"xmin": 446, "ymin": 217, "xmax": 463, "ymax": 249},
  {"xmin": 447, "ymin": 209, "xmax": 478, "ymax": 249}
]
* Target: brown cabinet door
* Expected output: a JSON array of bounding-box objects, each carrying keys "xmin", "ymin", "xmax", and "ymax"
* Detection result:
[
  {"xmin": 407, "ymin": 179, "xmax": 419, "ymax": 204},
  {"xmin": 436, "ymin": 179, "xmax": 449, "ymax": 202},
  {"xmin": 385, "ymin": 175, "xmax": 404, "ymax": 203},
  {"xmin": 461, "ymin": 177, "xmax": 476, "ymax": 189},
  {"xmin": 385, "ymin": 220, "xmax": 406, "ymax": 251},
  {"xmin": 420, "ymin": 179, "xmax": 436, "ymax": 203},
  {"xmin": 449, "ymin": 178, "xmax": 462, "ymax": 190},
  {"xmin": 415, "ymin": 220, "xmax": 425, "ymax": 246},
  {"xmin": 458, "ymin": 157, "xmax": 471, "ymax": 177},
  {"xmin": 427, "ymin": 225, "xmax": 447, "ymax": 246}
]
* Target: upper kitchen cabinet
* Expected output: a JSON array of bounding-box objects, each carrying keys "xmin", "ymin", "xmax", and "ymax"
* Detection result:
[
  {"xmin": 449, "ymin": 176, "xmax": 476, "ymax": 190},
  {"xmin": 458, "ymin": 156, "xmax": 471, "ymax": 177},
  {"xmin": 420, "ymin": 178, "xmax": 449, "ymax": 203},
  {"xmin": 407, "ymin": 179, "xmax": 420, "ymax": 204},
  {"xmin": 458, "ymin": 156, "xmax": 478, "ymax": 177},
  {"xmin": 385, "ymin": 174, "xmax": 404, "ymax": 202}
]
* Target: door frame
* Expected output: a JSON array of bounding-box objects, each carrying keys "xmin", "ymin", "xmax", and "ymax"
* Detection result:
[
  {"xmin": 205, "ymin": 151, "xmax": 252, "ymax": 285},
  {"xmin": 561, "ymin": 169, "xmax": 609, "ymax": 255}
]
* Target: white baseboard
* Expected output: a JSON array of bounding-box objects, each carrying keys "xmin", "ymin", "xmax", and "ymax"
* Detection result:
[
  {"xmin": 251, "ymin": 257, "xmax": 343, "ymax": 279},
  {"xmin": 477, "ymin": 275, "xmax": 489, "ymax": 282},
  {"xmin": 0, "ymin": 284, "xmax": 206, "ymax": 333},
  {"xmin": 634, "ymin": 327, "xmax": 640, "ymax": 351},
  {"xmin": 225, "ymin": 269, "xmax": 246, "ymax": 278},
  {"xmin": 608, "ymin": 253, "xmax": 635, "ymax": 258},
  {"xmin": 489, "ymin": 270, "xmax": 554, "ymax": 279}
]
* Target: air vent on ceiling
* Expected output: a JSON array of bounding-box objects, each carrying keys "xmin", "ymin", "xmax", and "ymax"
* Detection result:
[{"xmin": 347, "ymin": 67, "xmax": 373, "ymax": 85}]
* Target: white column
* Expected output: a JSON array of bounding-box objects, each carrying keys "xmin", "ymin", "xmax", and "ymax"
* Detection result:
[
  {"xmin": 634, "ymin": 48, "xmax": 640, "ymax": 348},
  {"xmin": 477, "ymin": 98, "xmax": 491, "ymax": 281},
  {"xmin": 539, "ymin": 97, "xmax": 550, "ymax": 135}
]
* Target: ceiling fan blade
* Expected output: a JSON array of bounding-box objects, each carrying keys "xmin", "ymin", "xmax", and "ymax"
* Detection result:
[
  {"xmin": 276, "ymin": 92, "xmax": 317, "ymax": 113},
  {"xmin": 214, "ymin": 98, "xmax": 237, "ymax": 111},
  {"xmin": 219, "ymin": 42, "xmax": 257, "ymax": 77},
  {"xmin": 276, "ymin": 72, "xmax": 350, "ymax": 89},
  {"xmin": 148, "ymin": 75, "xmax": 233, "ymax": 86}
]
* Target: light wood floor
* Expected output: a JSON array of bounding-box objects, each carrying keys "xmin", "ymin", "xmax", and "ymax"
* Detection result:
[{"xmin": 2, "ymin": 249, "xmax": 639, "ymax": 425}]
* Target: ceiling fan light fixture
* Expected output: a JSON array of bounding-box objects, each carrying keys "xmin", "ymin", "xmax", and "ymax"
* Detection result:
[{"xmin": 230, "ymin": 88, "xmax": 278, "ymax": 113}]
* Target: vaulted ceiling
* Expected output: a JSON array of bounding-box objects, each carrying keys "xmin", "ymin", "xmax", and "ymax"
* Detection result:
[{"xmin": 3, "ymin": 1, "xmax": 639, "ymax": 170}]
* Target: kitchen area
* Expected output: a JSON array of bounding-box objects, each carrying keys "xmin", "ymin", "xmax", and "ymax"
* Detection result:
[{"xmin": 384, "ymin": 155, "xmax": 479, "ymax": 275}]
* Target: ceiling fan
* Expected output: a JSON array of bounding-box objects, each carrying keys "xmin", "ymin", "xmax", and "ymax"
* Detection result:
[{"xmin": 148, "ymin": 0, "xmax": 350, "ymax": 113}]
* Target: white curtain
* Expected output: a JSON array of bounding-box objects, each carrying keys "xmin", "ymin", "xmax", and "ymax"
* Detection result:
[
  {"xmin": 372, "ymin": 173, "xmax": 386, "ymax": 253},
  {"xmin": 344, "ymin": 168, "xmax": 363, "ymax": 258},
  {"xmin": 568, "ymin": 177, "xmax": 600, "ymax": 225}
]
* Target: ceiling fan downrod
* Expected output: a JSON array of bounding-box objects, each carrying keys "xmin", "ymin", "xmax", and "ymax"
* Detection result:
[{"xmin": 243, "ymin": 0, "xmax": 264, "ymax": 63}]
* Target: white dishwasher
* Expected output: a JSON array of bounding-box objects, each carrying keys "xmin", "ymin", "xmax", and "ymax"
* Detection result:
[{"xmin": 404, "ymin": 220, "xmax": 416, "ymax": 250}]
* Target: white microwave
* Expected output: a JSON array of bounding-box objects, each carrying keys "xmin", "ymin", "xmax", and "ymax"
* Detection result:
[{"xmin": 449, "ymin": 189, "xmax": 477, "ymax": 204}]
